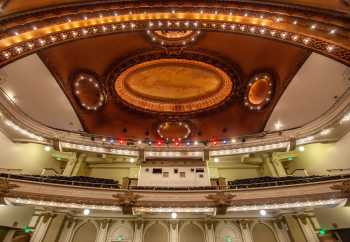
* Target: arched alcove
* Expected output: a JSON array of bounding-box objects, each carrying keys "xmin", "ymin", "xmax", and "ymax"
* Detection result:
[
  {"xmin": 215, "ymin": 223, "xmax": 243, "ymax": 242},
  {"xmin": 180, "ymin": 223, "xmax": 205, "ymax": 242},
  {"xmin": 144, "ymin": 222, "xmax": 169, "ymax": 242},
  {"xmin": 108, "ymin": 223, "xmax": 133, "ymax": 242},
  {"xmin": 71, "ymin": 221, "xmax": 97, "ymax": 242},
  {"xmin": 252, "ymin": 223, "xmax": 278, "ymax": 242}
]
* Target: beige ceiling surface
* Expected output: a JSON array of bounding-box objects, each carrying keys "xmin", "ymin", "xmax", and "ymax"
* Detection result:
[{"xmin": 265, "ymin": 53, "xmax": 350, "ymax": 131}]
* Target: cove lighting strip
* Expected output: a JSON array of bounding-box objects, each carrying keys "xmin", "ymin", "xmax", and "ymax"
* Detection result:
[
  {"xmin": 61, "ymin": 142, "xmax": 138, "ymax": 156},
  {"xmin": 227, "ymin": 198, "xmax": 346, "ymax": 212},
  {"xmin": 2, "ymin": 119, "xmax": 43, "ymax": 141},
  {"xmin": 6, "ymin": 198, "xmax": 122, "ymax": 211},
  {"xmin": 145, "ymin": 151, "xmax": 203, "ymax": 158},
  {"xmin": 210, "ymin": 142, "xmax": 289, "ymax": 156},
  {"xmin": 296, "ymin": 136, "xmax": 315, "ymax": 145},
  {"xmin": 134, "ymin": 207, "xmax": 215, "ymax": 214}
]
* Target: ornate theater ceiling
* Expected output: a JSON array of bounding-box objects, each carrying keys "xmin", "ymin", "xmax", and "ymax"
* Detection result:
[
  {"xmin": 38, "ymin": 31, "xmax": 310, "ymax": 140},
  {"xmin": 0, "ymin": 0, "xmax": 349, "ymax": 150}
]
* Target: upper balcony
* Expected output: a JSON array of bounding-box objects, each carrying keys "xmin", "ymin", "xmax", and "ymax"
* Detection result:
[{"xmin": 1, "ymin": 173, "xmax": 349, "ymax": 215}]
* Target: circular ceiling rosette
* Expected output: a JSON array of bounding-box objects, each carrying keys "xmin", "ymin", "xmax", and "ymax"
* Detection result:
[{"xmin": 244, "ymin": 73, "xmax": 274, "ymax": 111}]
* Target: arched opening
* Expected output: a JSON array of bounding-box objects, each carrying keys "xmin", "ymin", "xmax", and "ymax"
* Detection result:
[
  {"xmin": 252, "ymin": 223, "xmax": 277, "ymax": 242},
  {"xmin": 109, "ymin": 226, "xmax": 133, "ymax": 242},
  {"xmin": 72, "ymin": 221, "xmax": 97, "ymax": 242},
  {"xmin": 215, "ymin": 224, "xmax": 243, "ymax": 242},
  {"xmin": 180, "ymin": 223, "xmax": 205, "ymax": 242},
  {"xmin": 144, "ymin": 223, "xmax": 168, "ymax": 242}
]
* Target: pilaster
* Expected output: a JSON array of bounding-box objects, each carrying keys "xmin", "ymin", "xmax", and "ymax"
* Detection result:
[
  {"xmin": 30, "ymin": 213, "xmax": 55, "ymax": 242},
  {"xmin": 205, "ymin": 221, "xmax": 216, "ymax": 242},
  {"xmin": 96, "ymin": 219, "xmax": 111, "ymax": 242},
  {"xmin": 133, "ymin": 220, "xmax": 144, "ymax": 242},
  {"xmin": 169, "ymin": 221, "xmax": 179, "ymax": 242},
  {"xmin": 273, "ymin": 219, "xmax": 291, "ymax": 242},
  {"xmin": 239, "ymin": 220, "xmax": 253, "ymax": 242}
]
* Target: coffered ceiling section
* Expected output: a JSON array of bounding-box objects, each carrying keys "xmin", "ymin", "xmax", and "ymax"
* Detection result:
[{"xmin": 38, "ymin": 31, "xmax": 310, "ymax": 140}]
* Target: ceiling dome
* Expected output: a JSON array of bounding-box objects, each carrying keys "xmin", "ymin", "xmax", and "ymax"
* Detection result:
[{"xmin": 114, "ymin": 58, "xmax": 234, "ymax": 114}]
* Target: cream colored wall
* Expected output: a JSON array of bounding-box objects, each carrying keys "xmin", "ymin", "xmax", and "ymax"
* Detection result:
[
  {"xmin": 216, "ymin": 168, "xmax": 260, "ymax": 180},
  {"xmin": 88, "ymin": 167, "xmax": 131, "ymax": 182},
  {"xmin": 315, "ymin": 207, "xmax": 350, "ymax": 230},
  {"xmin": 0, "ymin": 205, "xmax": 34, "ymax": 228},
  {"xmin": 0, "ymin": 132, "xmax": 61, "ymax": 174},
  {"xmin": 252, "ymin": 223, "xmax": 278, "ymax": 242},
  {"xmin": 72, "ymin": 222, "xmax": 97, "ymax": 242},
  {"xmin": 144, "ymin": 223, "xmax": 169, "ymax": 242},
  {"xmin": 43, "ymin": 214, "xmax": 65, "ymax": 242},
  {"xmin": 288, "ymin": 132, "xmax": 350, "ymax": 175}
]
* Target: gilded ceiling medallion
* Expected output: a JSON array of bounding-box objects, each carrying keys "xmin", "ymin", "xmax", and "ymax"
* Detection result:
[
  {"xmin": 146, "ymin": 29, "xmax": 201, "ymax": 47},
  {"xmin": 114, "ymin": 58, "xmax": 234, "ymax": 114},
  {"xmin": 157, "ymin": 121, "xmax": 191, "ymax": 140},
  {"xmin": 244, "ymin": 73, "xmax": 274, "ymax": 111},
  {"xmin": 73, "ymin": 73, "xmax": 105, "ymax": 111}
]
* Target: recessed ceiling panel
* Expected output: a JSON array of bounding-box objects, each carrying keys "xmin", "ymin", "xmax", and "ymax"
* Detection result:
[{"xmin": 114, "ymin": 58, "xmax": 233, "ymax": 114}]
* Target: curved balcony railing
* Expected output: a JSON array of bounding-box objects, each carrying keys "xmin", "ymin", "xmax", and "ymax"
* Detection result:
[
  {"xmin": 1, "ymin": 173, "xmax": 350, "ymax": 191},
  {"xmin": 1, "ymin": 173, "xmax": 349, "ymax": 210}
]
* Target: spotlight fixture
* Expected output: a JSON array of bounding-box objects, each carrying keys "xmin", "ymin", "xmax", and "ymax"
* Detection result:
[
  {"xmin": 298, "ymin": 146, "xmax": 305, "ymax": 152},
  {"xmin": 214, "ymin": 157, "xmax": 219, "ymax": 163},
  {"xmin": 320, "ymin": 129, "xmax": 332, "ymax": 136},
  {"xmin": 83, "ymin": 208, "xmax": 90, "ymax": 216},
  {"xmin": 259, "ymin": 209, "xmax": 267, "ymax": 216},
  {"xmin": 171, "ymin": 212, "xmax": 177, "ymax": 219},
  {"xmin": 274, "ymin": 121, "xmax": 283, "ymax": 130},
  {"xmin": 44, "ymin": 146, "xmax": 51, "ymax": 152},
  {"xmin": 130, "ymin": 158, "xmax": 135, "ymax": 163}
]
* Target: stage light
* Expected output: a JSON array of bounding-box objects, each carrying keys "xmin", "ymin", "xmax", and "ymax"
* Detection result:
[
  {"xmin": 44, "ymin": 146, "xmax": 51, "ymax": 152},
  {"xmin": 298, "ymin": 146, "xmax": 305, "ymax": 152},
  {"xmin": 171, "ymin": 212, "xmax": 177, "ymax": 219}
]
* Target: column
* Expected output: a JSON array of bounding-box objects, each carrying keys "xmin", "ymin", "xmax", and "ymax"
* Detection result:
[
  {"xmin": 239, "ymin": 220, "xmax": 253, "ymax": 242},
  {"xmin": 62, "ymin": 153, "xmax": 78, "ymax": 176},
  {"xmin": 296, "ymin": 215, "xmax": 320, "ymax": 242},
  {"xmin": 71, "ymin": 153, "xmax": 87, "ymax": 176},
  {"xmin": 30, "ymin": 214, "xmax": 54, "ymax": 242},
  {"xmin": 205, "ymin": 221, "xmax": 215, "ymax": 242},
  {"xmin": 133, "ymin": 220, "xmax": 143, "ymax": 242},
  {"xmin": 271, "ymin": 159, "xmax": 287, "ymax": 177},
  {"xmin": 169, "ymin": 222, "xmax": 179, "ymax": 242},
  {"xmin": 58, "ymin": 218, "xmax": 78, "ymax": 242},
  {"xmin": 273, "ymin": 220, "xmax": 291, "ymax": 242},
  {"xmin": 3, "ymin": 229, "xmax": 16, "ymax": 242},
  {"xmin": 96, "ymin": 220, "xmax": 111, "ymax": 242}
]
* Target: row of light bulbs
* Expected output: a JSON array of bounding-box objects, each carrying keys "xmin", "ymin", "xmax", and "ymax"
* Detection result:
[
  {"xmin": 0, "ymin": 112, "xmax": 43, "ymax": 141},
  {"xmin": 1, "ymin": 12, "xmax": 340, "ymax": 62},
  {"xmin": 5, "ymin": 7, "xmax": 341, "ymax": 39},
  {"xmin": 7, "ymin": 197, "xmax": 344, "ymax": 216},
  {"xmin": 227, "ymin": 198, "xmax": 344, "ymax": 212}
]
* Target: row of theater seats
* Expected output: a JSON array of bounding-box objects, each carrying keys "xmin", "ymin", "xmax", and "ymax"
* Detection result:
[
  {"xmin": 0, "ymin": 173, "xmax": 120, "ymax": 188},
  {"xmin": 227, "ymin": 174, "xmax": 350, "ymax": 189}
]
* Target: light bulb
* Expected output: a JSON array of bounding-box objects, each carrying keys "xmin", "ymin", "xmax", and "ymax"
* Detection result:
[
  {"xmin": 171, "ymin": 212, "xmax": 177, "ymax": 219},
  {"xmin": 83, "ymin": 208, "xmax": 90, "ymax": 216},
  {"xmin": 260, "ymin": 209, "xmax": 267, "ymax": 216}
]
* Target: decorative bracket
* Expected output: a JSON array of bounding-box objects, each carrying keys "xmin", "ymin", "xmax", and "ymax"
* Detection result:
[
  {"xmin": 113, "ymin": 191, "xmax": 143, "ymax": 214},
  {"xmin": 331, "ymin": 180, "xmax": 350, "ymax": 197},
  {"xmin": 206, "ymin": 192, "xmax": 236, "ymax": 215},
  {"xmin": 0, "ymin": 178, "xmax": 18, "ymax": 204}
]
